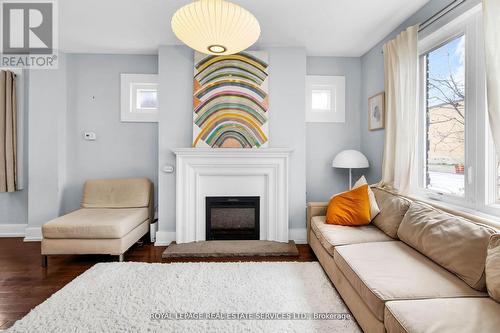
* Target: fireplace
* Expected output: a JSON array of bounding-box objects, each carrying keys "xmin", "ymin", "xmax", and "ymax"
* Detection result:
[
  {"xmin": 206, "ymin": 196, "xmax": 260, "ymax": 240},
  {"xmin": 172, "ymin": 148, "xmax": 290, "ymax": 244}
]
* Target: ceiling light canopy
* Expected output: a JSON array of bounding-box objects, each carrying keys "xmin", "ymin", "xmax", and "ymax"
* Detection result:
[{"xmin": 171, "ymin": 0, "xmax": 261, "ymax": 56}]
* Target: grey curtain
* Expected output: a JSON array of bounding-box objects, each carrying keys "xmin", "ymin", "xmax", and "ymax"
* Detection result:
[{"xmin": 0, "ymin": 70, "xmax": 17, "ymax": 192}]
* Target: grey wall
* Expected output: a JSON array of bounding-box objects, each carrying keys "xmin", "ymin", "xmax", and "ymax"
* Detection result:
[
  {"xmin": 62, "ymin": 54, "xmax": 158, "ymax": 213},
  {"xmin": 28, "ymin": 54, "xmax": 67, "ymax": 232},
  {"xmin": 157, "ymin": 46, "xmax": 194, "ymax": 237},
  {"xmin": 0, "ymin": 186, "xmax": 27, "ymax": 224},
  {"xmin": 157, "ymin": 46, "xmax": 307, "ymax": 235},
  {"xmin": 360, "ymin": 0, "xmax": 481, "ymax": 184},
  {"xmin": 306, "ymin": 57, "xmax": 362, "ymax": 201},
  {"xmin": 268, "ymin": 47, "xmax": 307, "ymax": 230},
  {"xmin": 2, "ymin": 54, "xmax": 158, "ymax": 230}
]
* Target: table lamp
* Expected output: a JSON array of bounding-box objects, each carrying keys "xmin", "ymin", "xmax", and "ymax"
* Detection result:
[{"xmin": 332, "ymin": 150, "xmax": 369, "ymax": 189}]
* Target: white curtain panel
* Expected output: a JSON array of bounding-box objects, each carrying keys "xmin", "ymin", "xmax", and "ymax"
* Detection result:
[
  {"xmin": 483, "ymin": 0, "xmax": 500, "ymax": 156},
  {"xmin": 379, "ymin": 25, "xmax": 418, "ymax": 194}
]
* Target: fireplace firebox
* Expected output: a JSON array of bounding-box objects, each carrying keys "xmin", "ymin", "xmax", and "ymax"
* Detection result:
[{"xmin": 206, "ymin": 196, "xmax": 260, "ymax": 240}]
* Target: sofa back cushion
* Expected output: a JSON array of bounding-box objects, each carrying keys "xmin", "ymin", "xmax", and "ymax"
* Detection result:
[
  {"xmin": 398, "ymin": 202, "xmax": 495, "ymax": 291},
  {"xmin": 371, "ymin": 187, "xmax": 411, "ymax": 238},
  {"xmin": 486, "ymin": 234, "xmax": 500, "ymax": 302},
  {"xmin": 81, "ymin": 178, "xmax": 152, "ymax": 209}
]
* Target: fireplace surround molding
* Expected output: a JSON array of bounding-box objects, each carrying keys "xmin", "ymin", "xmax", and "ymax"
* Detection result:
[{"xmin": 172, "ymin": 148, "xmax": 292, "ymax": 244}]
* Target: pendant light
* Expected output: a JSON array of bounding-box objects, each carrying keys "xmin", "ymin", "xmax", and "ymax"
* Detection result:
[{"xmin": 171, "ymin": 0, "xmax": 261, "ymax": 55}]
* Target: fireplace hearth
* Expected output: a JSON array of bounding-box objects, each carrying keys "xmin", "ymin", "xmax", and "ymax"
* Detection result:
[{"xmin": 206, "ymin": 196, "xmax": 260, "ymax": 240}]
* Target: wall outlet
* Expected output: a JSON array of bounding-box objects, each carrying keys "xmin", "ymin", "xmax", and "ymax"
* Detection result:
[
  {"xmin": 83, "ymin": 132, "xmax": 96, "ymax": 141},
  {"xmin": 162, "ymin": 165, "xmax": 174, "ymax": 173}
]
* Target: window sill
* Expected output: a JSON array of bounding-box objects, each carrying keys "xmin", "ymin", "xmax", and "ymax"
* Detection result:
[{"xmin": 408, "ymin": 193, "xmax": 500, "ymax": 229}]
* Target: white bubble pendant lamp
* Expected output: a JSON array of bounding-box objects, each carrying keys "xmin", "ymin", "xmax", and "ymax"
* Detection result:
[{"xmin": 171, "ymin": 0, "xmax": 261, "ymax": 55}]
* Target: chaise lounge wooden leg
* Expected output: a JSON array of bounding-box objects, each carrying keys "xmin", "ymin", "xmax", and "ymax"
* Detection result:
[
  {"xmin": 118, "ymin": 254, "xmax": 124, "ymax": 262},
  {"xmin": 41, "ymin": 255, "xmax": 48, "ymax": 268}
]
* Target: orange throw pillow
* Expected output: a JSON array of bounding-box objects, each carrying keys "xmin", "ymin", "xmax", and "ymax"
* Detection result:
[{"xmin": 325, "ymin": 184, "xmax": 371, "ymax": 226}]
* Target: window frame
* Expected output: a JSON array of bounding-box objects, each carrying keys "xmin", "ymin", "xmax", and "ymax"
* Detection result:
[
  {"xmin": 417, "ymin": 21, "xmax": 469, "ymax": 206},
  {"xmin": 120, "ymin": 73, "xmax": 159, "ymax": 123},
  {"xmin": 415, "ymin": 4, "xmax": 500, "ymax": 217},
  {"xmin": 305, "ymin": 75, "xmax": 345, "ymax": 123}
]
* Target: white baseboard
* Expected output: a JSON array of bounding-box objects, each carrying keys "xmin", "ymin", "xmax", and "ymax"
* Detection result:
[
  {"xmin": 154, "ymin": 230, "xmax": 176, "ymax": 246},
  {"xmin": 289, "ymin": 228, "xmax": 307, "ymax": 244},
  {"xmin": 2, "ymin": 224, "xmax": 306, "ymax": 244},
  {"xmin": 24, "ymin": 226, "xmax": 42, "ymax": 242},
  {"xmin": 0, "ymin": 223, "xmax": 28, "ymax": 237}
]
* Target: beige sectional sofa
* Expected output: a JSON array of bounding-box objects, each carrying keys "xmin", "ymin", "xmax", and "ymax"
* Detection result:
[
  {"xmin": 307, "ymin": 186, "xmax": 500, "ymax": 333},
  {"xmin": 42, "ymin": 178, "xmax": 154, "ymax": 265}
]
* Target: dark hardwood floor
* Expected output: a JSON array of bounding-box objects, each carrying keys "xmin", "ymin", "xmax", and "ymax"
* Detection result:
[{"xmin": 0, "ymin": 237, "xmax": 316, "ymax": 329}]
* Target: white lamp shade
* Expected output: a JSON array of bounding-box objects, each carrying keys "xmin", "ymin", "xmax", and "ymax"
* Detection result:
[
  {"xmin": 171, "ymin": 0, "xmax": 261, "ymax": 56},
  {"xmin": 332, "ymin": 150, "xmax": 369, "ymax": 169}
]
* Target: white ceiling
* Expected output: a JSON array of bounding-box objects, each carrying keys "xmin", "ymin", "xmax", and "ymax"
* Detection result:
[{"xmin": 59, "ymin": 0, "xmax": 430, "ymax": 57}]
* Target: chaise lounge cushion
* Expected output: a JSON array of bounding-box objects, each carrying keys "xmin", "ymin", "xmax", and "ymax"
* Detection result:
[
  {"xmin": 81, "ymin": 178, "xmax": 152, "ymax": 209},
  {"xmin": 333, "ymin": 241, "xmax": 487, "ymax": 321},
  {"xmin": 42, "ymin": 208, "xmax": 149, "ymax": 239},
  {"xmin": 371, "ymin": 187, "xmax": 411, "ymax": 239},
  {"xmin": 311, "ymin": 216, "xmax": 393, "ymax": 256},
  {"xmin": 384, "ymin": 298, "xmax": 500, "ymax": 333},
  {"xmin": 398, "ymin": 202, "xmax": 495, "ymax": 291}
]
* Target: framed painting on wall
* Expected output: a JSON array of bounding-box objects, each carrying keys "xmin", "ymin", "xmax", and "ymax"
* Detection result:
[
  {"xmin": 192, "ymin": 51, "xmax": 269, "ymax": 148},
  {"xmin": 368, "ymin": 92, "xmax": 385, "ymax": 131}
]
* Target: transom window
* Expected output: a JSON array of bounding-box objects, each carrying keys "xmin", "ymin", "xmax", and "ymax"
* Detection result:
[
  {"xmin": 311, "ymin": 89, "xmax": 332, "ymax": 111},
  {"xmin": 305, "ymin": 75, "xmax": 345, "ymax": 123},
  {"xmin": 120, "ymin": 74, "xmax": 159, "ymax": 122},
  {"xmin": 136, "ymin": 88, "xmax": 158, "ymax": 110}
]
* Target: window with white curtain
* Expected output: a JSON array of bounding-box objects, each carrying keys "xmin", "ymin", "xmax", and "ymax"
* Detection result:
[{"xmin": 417, "ymin": 5, "xmax": 500, "ymax": 216}]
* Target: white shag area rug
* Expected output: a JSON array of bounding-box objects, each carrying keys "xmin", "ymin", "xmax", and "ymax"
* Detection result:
[{"xmin": 8, "ymin": 262, "xmax": 361, "ymax": 333}]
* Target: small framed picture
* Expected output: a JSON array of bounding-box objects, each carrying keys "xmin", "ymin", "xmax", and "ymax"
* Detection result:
[{"xmin": 368, "ymin": 92, "xmax": 385, "ymax": 131}]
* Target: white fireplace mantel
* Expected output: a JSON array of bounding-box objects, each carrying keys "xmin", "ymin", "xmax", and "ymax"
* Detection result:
[{"xmin": 173, "ymin": 148, "xmax": 292, "ymax": 244}]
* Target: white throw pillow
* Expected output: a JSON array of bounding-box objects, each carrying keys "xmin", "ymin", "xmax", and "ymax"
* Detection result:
[{"xmin": 353, "ymin": 176, "xmax": 380, "ymax": 221}]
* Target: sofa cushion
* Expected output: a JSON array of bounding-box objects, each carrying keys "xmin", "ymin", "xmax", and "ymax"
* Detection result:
[
  {"xmin": 371, "ymin": 187, "xmax": 411, "ymax": 238},
  {"xmin": 333, "ymin": 241, "xmax": 486, "ymax": 321},
  {"xmin": 42, "ymin": 208, "xmax": 149, "ymax": 239},
  {"xmin": 385, "ymin": 298, "xmax": 500, "ymax": 333},
  {"xmin": 353, "ymin": 176, "xmax": 380, "ymax": 220},
  {"xmin": 81, "ymin": 178, "xmax": 152, "ymax": 208},
  {"xmin": 398, "ymin": 202, "xmax": 495, "ymax": 291},
  {"xmin": 486, "ymin": 233, "xmax": 500, "ymax": 302},
  {"xmin": 311, "ymin": 216, "xmax": 393, "ymax": 256},
  {"xmin": 326, "ymin": 185, "xmax": 371, "ymax": 226}
]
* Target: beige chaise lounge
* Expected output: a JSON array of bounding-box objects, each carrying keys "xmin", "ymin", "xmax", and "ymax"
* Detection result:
[
  {"xmin": 41, "ymin": 178, "xmax": 154, "ymax": 266},
  {"xmin": 308, "ymin": 186, "xmax": 500, "ymax": 333}
]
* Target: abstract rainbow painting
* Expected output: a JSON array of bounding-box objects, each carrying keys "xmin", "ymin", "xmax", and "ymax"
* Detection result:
[{"xmin": 193, "ymin": 51, "xmax": 269, "ymax": 148}]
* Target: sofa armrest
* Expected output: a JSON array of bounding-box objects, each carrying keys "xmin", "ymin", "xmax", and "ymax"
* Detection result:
[{"xmin": 307, "ymin": 202, "xmax": 329, "ymax": 242}]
